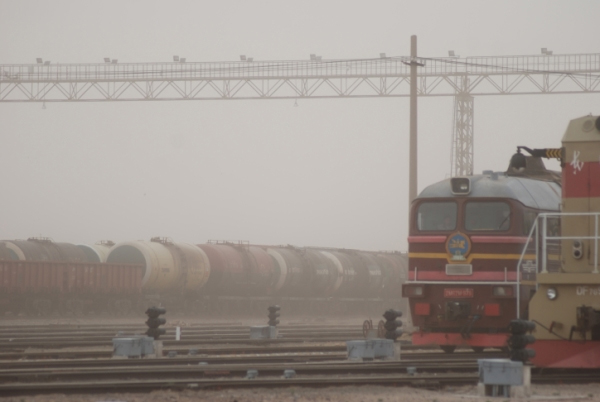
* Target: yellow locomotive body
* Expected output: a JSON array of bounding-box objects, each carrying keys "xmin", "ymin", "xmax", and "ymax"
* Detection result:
[{"xmin": 526, "ymin": 115, "xmax": 600, "ymax": 367}]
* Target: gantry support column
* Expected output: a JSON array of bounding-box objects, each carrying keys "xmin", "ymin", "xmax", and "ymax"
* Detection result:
[{"xmin": 451, "ymin": 93, "xmax": 474, "ymax": 177}]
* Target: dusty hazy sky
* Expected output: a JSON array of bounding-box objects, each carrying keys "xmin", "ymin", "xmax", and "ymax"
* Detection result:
[{"xmin": 0, "ymin": 0, "xmax": 599, "ymax": 251}]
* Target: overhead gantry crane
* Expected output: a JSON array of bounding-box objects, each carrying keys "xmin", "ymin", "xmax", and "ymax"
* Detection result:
[{"xmin": 1, "ymin": 50, "xmax": 599, "ymax": 181}]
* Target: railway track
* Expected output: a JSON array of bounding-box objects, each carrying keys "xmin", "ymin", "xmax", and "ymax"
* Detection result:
[
  {"xmin": 1, "ymin": 362, "xmax": 598, "ymax": 396},
  {"xmin": 0, "ymin": 359, "xmax": 481, "ymax": 382},
  {"xmin": 0, "ymin": 373, "xmax": 477, "ymax": 395},
  {"xmin": 0, "ymin": 348, "xmax": 504, "ymax": 368},
  {"xmin": 0, "ymin": 325, "xmax": 363, "ymax": 346},
  {"xmin": 2, "ymin": 319, "xmax": 596, "ymax": 397},
  {"xmin": 0, "ymin": 320, "xmax": 502, "ymax": 364},
  {"xmin": 0, "ymin": 343, "xmax": 481, "ymax": 361},
  {"xmin": 0, "ymin": 353, "xmax": 499, "ymax": 395}
]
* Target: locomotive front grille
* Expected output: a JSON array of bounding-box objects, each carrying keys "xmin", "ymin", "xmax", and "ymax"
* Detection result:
[
  {"xmin": 446, "ymin": 264, "xmax": 472, "ymax": 276},
  {"xmin": 445, "ymin": 301, "xmax": 471, "ymax": 321}
]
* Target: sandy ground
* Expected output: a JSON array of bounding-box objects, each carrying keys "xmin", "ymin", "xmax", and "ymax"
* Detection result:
[{"xmin": 1, "ymin": 384, "xmax": 600, "ymax": 402}]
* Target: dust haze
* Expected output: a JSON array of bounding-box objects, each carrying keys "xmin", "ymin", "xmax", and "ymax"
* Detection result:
[{"xmin": 0, "ymin": 0, "xmax": 599, "ymax": 251}]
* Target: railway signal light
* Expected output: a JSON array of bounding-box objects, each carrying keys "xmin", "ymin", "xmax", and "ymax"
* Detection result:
[
  {"xmin": 383, "ymin": 309, "xmax": 403, "ymax": 340},
  {"xmin": 572, "ymin": 240, "xmax": 584, "ymax": 259},
  {"xmin": 145, "ymin": 306, "xmax": 167, "ymax": 340},
  {"xmin": 507, "ymin": 319, "xmax": 536, "ymax": 363},
  {"xmin": 268, "ymin": 305, "xmax": 280, "ymax": 327}
]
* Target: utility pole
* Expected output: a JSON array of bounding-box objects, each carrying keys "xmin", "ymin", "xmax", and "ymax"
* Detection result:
[
  {"xmin": 409, "ymin": 35, "xmax": 418, "ymax": 209},
  {"xmin": 408, "ymin": 35, "xmax": 424, "ymax": 210}
]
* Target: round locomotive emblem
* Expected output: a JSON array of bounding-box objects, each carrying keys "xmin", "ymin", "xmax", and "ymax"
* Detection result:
[
  {"xmin": 582, "ymin": 119, "xmax": 594, "ymax": 132},
  {"xmin": 446, "ymin": 232, "xmax": 471, "ymax": 261}
]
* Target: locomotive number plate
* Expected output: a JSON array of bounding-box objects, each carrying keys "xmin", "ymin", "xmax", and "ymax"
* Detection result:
[{"xmin": 444, "ymin": 288, "xmax": 474, "ymax": 298}]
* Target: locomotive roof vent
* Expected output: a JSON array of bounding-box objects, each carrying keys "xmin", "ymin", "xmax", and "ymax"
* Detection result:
[
  {"xmin": 482, "ymin": 170, "xmax": 499, "ymax": 180},
  {"xmin": 450, "ymin": 177, "xmax": 471, "ymax": 195}
]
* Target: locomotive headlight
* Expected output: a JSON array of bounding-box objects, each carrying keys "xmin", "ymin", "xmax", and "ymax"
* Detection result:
[
  {"xmin": 546, "ymin": 287, "xmax": 558, "ymax": 300},
  {"xmin": 492, "ymin": 286, "xmax": 513, "ymax": 296},
  {"xmin": 572, "ymin": 240, "xmax": 583, "ymax": 259},
  {"xmin": 450, "ymin": 177, "xmax": 471, "ymax": 195}
]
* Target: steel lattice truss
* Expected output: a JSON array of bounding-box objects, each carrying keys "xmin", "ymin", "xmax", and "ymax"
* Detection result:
[
  {"xmin": 451, "ymin": 94, "xmax": 475, "ymax": 176},
  {"xmin": 1, "ymin": 54, "xmax": 599, "ymax": 102},
  {"xmin": 2, "ymin": 53, "xmax": 600, "ymax": 176}
]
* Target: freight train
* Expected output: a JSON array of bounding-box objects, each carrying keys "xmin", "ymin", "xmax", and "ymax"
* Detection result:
[
  {"xmin": 0, "ymin": 237, "xmax": 407, "ymax": 317},
  {"xmin": 402, "ymin": 142, "xmax": 562, "ymax": 353}
]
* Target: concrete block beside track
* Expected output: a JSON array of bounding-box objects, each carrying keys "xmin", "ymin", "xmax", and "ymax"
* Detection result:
[
  {"xmin": 347, "ymin": 339, "xmax": 398, "ymax": 360},
  {"xmin": 112, "ymin": 336, "xmax": 154, "ymax": 358},
  {"xmin": 250, "ymin": 325, "xmax": 278, "ymax": 339}
]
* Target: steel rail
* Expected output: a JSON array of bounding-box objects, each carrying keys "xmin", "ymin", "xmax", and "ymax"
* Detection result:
[
  {"xmin": 0, "ymin": 330, "xmax": 365, "ymax": 343},
  {"xmin": 0, "ymin": 336, "xmax": 371, "ymax": 352},
  {"xmin": 1, "ymin": 370, "xmax": 598, "ymax": 396},
  {"xmin": 0, "ymin": 322, "xmax": 358, "ymax": 329},
  {"xmin": 0, "ymin": 351, "xmax": 503, "ymax": 369},
  {"xmin": 0, "ymin": 327, "xmax": 364, "ymax": 338},
  {"xmin": 0, "ymin": 323, "xmax": 361, "ymax": 334},
  {"xmin": 0, "ymin": 360, "xmax": 481, "ymax": 383},
  {"xmin": 0, "ymin": 373, "xmax": 476, "ymax": 395},
  {"xmin": 0, "ymin": 342, "xmax": 437, "ymax": 361}
]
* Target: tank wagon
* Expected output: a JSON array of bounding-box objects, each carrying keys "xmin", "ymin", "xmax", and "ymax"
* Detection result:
[
  {"xmin": 76, "ymin": 241, "xmax": 115, "ymax": 263},
  {"xmin": 1, "ymin": 237, "xmax": 88, "ymax": 262},
  {"xmin": 105, "ymin": 238, "xmax": 408, "ymax": 316},
  {"xmin": 521, "ymin": 115, "xmax": 600, "ymax": 368},
  {"xmin": 403, "ymin": 156, "xmax": 561, "ymax": 353}
]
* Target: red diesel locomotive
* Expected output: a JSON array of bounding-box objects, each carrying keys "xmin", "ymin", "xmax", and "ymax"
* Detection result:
[{"xmin": 403, "ymin": 157, "xmax": 561, "ymax": 353}]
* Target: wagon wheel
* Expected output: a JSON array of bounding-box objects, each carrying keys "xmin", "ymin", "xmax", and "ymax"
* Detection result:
[
  {"xmin": 362, "ymin": 319, "xmax": 373, "ymax": 338},
  {"xmin": 441, "ymin": 345, "xmax": 456, "ymax": 354},
  {"xmin": 377, "ymin": 320, "xmax": 386, "ymax": 338}
]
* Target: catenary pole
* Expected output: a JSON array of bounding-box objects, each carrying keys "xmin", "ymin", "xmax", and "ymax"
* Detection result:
[{"xmin": 409, "ymin": 35, "xmax": 418, "ymax": 211}]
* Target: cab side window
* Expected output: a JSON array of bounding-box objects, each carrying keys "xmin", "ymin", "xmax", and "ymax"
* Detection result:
[
  {"xmin": 417, "ymin": 202, "xmax": 457, "ymax": 231},
  {"xmin": 465, "ymin": 202, "xmax": 511, "ymax": 231}
]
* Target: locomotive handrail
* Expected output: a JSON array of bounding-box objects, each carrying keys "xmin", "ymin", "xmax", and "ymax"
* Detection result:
[
  {"xmin": 515, "ymin": 211, "xmax": 600, "ymax": 319},
  {"xmin": 539, "ymin": 212, "xmax": 600, "ymax": 275}
]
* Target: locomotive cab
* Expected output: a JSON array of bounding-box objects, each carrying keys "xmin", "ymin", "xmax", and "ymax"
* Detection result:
[{"xmin": 404, "ymin": 158, "xmax": 561, "ymax": 353}]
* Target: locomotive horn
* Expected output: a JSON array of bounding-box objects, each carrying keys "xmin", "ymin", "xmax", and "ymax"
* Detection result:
[{"xmin": 509, "ymin": 148, "xmax": 527, "ymax": 171}]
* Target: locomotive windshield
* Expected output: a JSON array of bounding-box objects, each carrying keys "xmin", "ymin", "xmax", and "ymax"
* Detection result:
[
  {"xmin": 465, "ymin": 202, "xmax": 510, "ymax": 231},
  {"xmin": 417, "ymin": 202, "xmax": 457, "ymax": 231}
]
